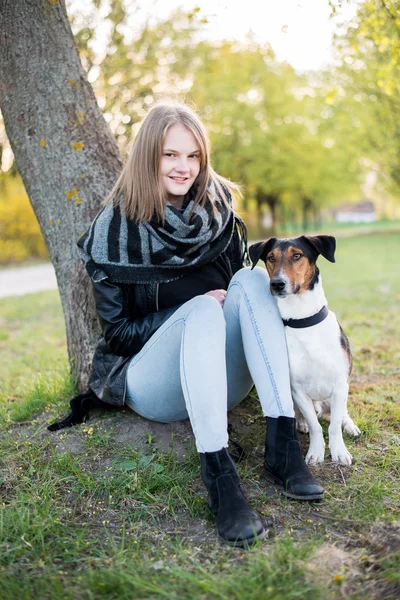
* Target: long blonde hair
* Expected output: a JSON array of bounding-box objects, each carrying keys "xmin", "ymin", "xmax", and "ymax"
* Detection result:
[{"xmin": 105, "ymin": 100, "xmax": 240, "ymax": 223}]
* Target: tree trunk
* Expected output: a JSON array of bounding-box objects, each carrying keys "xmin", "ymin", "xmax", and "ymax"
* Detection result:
[
  {"xmin": 265, "ymin": 194, "xmax": 279, "ymax": 235},
  {"xmin": 0, "ymin": 0, "xmax": 122, "ymax": 389},
  {"xmin": 302, "ymin": 197, "xmax": 313, "ymax": 232}
]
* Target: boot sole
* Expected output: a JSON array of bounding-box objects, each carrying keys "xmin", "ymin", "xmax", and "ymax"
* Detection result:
[
  {"xmin": 219, "ymin": 527, "xmax": 266, "ymax": 548},
  {"xmin": 207, "ymin": 498, "xmax": 266, "ymax": 547},
  {"xmin": 263, "ymin": 470, "xmax": 324, "ymax": 501}
]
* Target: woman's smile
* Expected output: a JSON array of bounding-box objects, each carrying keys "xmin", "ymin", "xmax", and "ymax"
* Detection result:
[{"xmin": 169, "ymin": 176, "xmax": 189, "ymax": 183}]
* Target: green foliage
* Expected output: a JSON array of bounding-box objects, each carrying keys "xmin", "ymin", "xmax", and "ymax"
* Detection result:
[
  {"xmin": 330, "ymin": 0, "xmax": 400, "ymax": 192},
  {"xmin": 187, "ymin": 40, "xmax": 365, "ymax": 230},
  {"xmin": 69, "ymin": 2, "xmax": 368, "ymax": 230},
  {"xmin": 4, "ymin": 1, "xmax": 399, "ymax": 262},
  {"xmin": 0, "ymin": 174, "xmax": 48, "ymax": 263},
  {"xmin": 77, "ymin": 1, "xmax": 207, "ymax": 152}
]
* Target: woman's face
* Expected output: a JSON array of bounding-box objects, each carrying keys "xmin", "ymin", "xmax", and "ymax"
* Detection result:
[{"xmin": 160, "ymin": 123, "xmax": 201, "ymax": 208}]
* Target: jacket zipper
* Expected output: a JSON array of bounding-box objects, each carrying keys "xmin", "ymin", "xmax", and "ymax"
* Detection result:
[{"xmin": 156, "ymin": 283, "xmax": 159, "ymax": 311}]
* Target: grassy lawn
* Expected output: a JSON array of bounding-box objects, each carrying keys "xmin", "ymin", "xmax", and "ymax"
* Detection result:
[{"xmin": 0, "ymin": 232, "xmax": 399, "ymax": 599}]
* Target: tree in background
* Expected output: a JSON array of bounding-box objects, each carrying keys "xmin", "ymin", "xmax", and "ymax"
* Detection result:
[
  {"xmin": 69, "ymin": 0, "xmax": 207, "ymax": 151},
  {"xmin": 329, "ymin": 0, "xmax": 400, "ymax": 197},
  {"xmin": 188, "ymin": 39, "xmax": 365, "ymax": 233},
  {"xmin": 69, "ymin": 1, "xmax": 368, "ymax": 233}
]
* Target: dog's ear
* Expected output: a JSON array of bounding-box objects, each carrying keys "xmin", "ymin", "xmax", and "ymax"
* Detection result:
[
  {"xmin": 249, "ymin": 238, "xmax": 277, "ymax": 269},
  {"xmin": 301, "ymin": 235, "xmax": 336, "ymax": 263}
]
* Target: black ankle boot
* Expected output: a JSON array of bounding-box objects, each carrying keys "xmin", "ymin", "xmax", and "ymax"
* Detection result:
[
  {"xmin": 264, "ymin": 416, "xmax": 324, "ymax": 501},
  {"xmin": 200, "ymin": 448, "xmax": 265, "ymax": 547}
]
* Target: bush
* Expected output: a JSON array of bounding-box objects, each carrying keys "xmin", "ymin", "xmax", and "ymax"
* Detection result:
[{"xmin": 0, "ymin": 174, "xmax": 48, "ymax": 264}]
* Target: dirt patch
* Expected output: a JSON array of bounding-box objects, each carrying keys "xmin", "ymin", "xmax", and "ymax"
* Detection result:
[
  {"xmin": 307, "ymin": 526, "xmax": 400, "ymax": 600},
  {"xmin": 15, "ymin": 395, "xmax": 265, "ymax": 461},
  {"xmin": 307, "ymin": 543, "xmax": 363, "ymax": 594}
]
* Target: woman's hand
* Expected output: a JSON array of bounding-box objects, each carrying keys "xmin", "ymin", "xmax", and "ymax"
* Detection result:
[{"xmin": 204, "ymin": 289, "xmax": 227, "ymax": 307}]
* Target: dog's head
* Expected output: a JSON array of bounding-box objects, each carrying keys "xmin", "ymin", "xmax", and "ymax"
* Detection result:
[{"xmin": 249, "ymin": 235, "xmax": 336, "ymax": 297}]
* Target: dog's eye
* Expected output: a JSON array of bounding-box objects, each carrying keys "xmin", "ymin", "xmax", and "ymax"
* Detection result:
[
  {"xmin": 267, "ymin": 255, "xmax": 275, "ymax": 262},
  {"xmin": 293, "ymin": 253, "xmax": 302, "ymax": 260}
]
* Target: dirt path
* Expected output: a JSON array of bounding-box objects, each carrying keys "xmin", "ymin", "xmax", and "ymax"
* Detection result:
[{"xmin": 0, "ymin": 263, "xmax": 57, "ymax": 298}]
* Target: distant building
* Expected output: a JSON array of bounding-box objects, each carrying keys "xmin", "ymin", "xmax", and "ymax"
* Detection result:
[{"xmin": 334, "ymin": 200, "xmax": 376, "ymax": 224}]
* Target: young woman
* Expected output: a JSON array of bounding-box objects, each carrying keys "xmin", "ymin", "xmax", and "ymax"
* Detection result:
[{"xmin": 75, "ymin": 101, "xmax": 323, "ymax": 547}]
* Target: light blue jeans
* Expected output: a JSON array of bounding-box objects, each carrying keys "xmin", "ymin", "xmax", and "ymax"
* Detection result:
[{"xmin": 125, "ymin": 267, "xmax": 295, "ymax": 452}]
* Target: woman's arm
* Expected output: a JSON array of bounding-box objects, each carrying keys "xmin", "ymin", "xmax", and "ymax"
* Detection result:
[{"xmin": 92, "ymin": 279, "xmax": 179, "ymax": 357}]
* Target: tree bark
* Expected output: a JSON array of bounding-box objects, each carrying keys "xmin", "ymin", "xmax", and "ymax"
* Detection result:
[
  {"xmin": 302, "ymin": 197, "xmax": 313, "ymax": 231},
  {"xmin": 0, "ymin": 0, "xmax": 122, "ymax": 389}
]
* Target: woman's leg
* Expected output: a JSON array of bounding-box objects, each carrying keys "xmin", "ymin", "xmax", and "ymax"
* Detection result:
[
  {"xmin": 125, "ymin": 294, "xmax": 229, "ymax": 452},
  {"xmin": 125, "ymin": 294, "xmax": 264, "ymax": 545},
  {"xmin": 223, "ymin": 266, "xmax": 295, "ymax": 418},
  {"xmin": 224, "ymin": 267, "xmax": 323, "ymax": 501}
]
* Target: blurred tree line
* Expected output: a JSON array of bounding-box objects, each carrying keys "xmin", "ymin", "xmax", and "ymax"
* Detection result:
[{"xmin": 0, "ymin": 0, "xmax": 399, "ymax": 263}]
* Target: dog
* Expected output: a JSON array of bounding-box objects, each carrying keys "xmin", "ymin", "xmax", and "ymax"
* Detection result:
[{"xmin": 249, "ymin": 235, "xmax": 360, "ymax": 465}]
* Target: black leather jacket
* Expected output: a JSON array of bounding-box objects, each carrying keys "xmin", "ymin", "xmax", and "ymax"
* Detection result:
[{"xmin": 88, "ymin": 226, "xmax": 246, "ymax": 406}]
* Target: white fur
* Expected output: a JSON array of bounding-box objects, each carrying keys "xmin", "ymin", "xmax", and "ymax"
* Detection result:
[{"xmin": 276, "ymin": 277, "xmax": 360, "ymax": 465}]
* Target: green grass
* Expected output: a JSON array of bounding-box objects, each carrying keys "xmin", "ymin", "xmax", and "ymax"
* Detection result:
[{"xmin": 0, "ymin": 232, "xmax": 399, "ymax": 599}]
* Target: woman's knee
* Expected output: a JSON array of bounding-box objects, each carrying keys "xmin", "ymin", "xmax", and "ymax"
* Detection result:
[
  {"xmin": 184, "ymin": 294, "xmax": 225, "ymax": 323},
  {"xmin": 230, "ymin": 266, "xmax": 269, "ymax": 286},
  {"xmin": 229, "ymin": 266, "xmax": 275, "ymax": 299},
  {"xmin": 227, "ymin": 267, "xmax": 279, "ymax": 315}
]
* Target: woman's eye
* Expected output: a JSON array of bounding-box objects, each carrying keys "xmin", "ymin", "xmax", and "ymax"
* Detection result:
[
  {"xmin": 293, "ymin": 254, "xmax": 302, "ymax": 260},
  {"xmin": 163, "ymin": 153, "xmax": 174, "ymax": 157}
]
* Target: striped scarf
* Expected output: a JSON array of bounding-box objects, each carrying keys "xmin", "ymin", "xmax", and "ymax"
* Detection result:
[{"xmin": 77, "ymin": 181, "xmax": 237, "ymax": 284}]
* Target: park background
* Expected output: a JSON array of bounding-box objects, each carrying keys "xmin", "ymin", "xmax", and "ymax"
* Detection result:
[
  {"xmin": 0, "ymin": 1, "xmax": 399, "ymax": 599},
  {"xmin": 2, "ymin": 0, "xmax": 400, "ymax": 261}
]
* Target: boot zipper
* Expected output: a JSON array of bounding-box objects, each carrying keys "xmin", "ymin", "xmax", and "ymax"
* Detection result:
[{"xmin": 156, "ymin": 283, "xmax": 159, "ymax": 311}]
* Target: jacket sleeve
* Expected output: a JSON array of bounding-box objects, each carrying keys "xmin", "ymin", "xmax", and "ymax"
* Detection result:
[{"xmin": 91, "ymin": 279, "xmax": 179, "ymax": 357}]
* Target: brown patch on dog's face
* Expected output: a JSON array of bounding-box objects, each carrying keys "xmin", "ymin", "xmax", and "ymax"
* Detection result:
[{"xmin": 263, "ymin": 240, "xmax": 319, "ymax": 297}]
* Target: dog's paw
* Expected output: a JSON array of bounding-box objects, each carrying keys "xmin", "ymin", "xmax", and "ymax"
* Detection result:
[
  {"xmin": 343, "ymin": 420, "xmax": 361, "ymax": 437},
  {"xmin": 296, "ymin": 416, "xmax": 309, "ymax": 434},
  {"xmin": 305, "ymin": 442, "xmax": 325, "ymax": 464},
  {"xmin": 330, "ymin": 443, "xmax": 352, "ymax": 466}
]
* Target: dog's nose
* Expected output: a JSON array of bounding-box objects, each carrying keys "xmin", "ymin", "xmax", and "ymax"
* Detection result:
[{"xmin": 270, "ymin": 279, "xmax": 286, "ymax": 292}]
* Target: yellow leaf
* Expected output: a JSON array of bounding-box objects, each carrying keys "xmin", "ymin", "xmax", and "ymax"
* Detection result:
[
  {"xmin": 49, "ymin": 218, "xmax": 54, "ymax": 225},
  {"xmin": 68, "ymin": 79, "xmax": 75, "ymax": 85},
  {"xmin": 74, "ymin": 197, "xmax": 83, "ymax": 204},
  {"xmin": 325, "ymin": 90, "xmax": 337, "ymax": 105},
  {"xmin": 71, "ymin": 142, "xmax": 84, "ymax": 151},
  {"xmin": 48, "ymin": 0, "xmax": 58, "ymax": 4},
  {"xmin": 65, "ymin": 190, "xmax": 73, "ymax": 199},
  {"xmin": 333, "ymin": 575, "xmax": 343, "ymax": 583},
  {"xmin": 40, "ymin": 139, "xmax": 46, "ymax": 147},
  {"xmin": 77, "ymin": 111, "xmax": 86, "ymax": 124}
]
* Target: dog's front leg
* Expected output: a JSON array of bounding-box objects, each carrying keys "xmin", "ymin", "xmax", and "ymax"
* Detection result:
[
  {"xmin": 329, "ymin": 383, "xmax": 352, "ymax": 465},
  {"xmin": 293, "ymin": 389, "xmax": 325, "ymax": 464}
]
